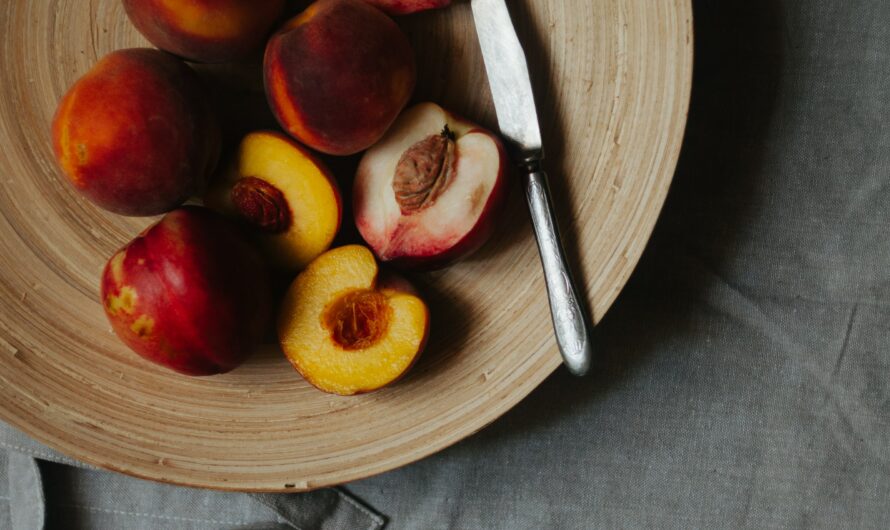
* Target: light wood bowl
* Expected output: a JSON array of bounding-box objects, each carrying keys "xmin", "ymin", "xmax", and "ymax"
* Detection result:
[{"xmin": 0, "ymin": 0, "xmax": 692, "ymax": 491}]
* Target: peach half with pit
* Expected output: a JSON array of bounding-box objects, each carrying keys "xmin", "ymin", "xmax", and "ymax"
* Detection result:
[
  {"xmin": 264, "ymin": 0, "xmax": 416, "ymax": 155},
  {"xmin": 277, "ymin": 245, "xmax": 429, "ymax": 395},
  {"xmin": 354, "ymin": 102, "xmax": 509, "ymax": 269},
  {"xmin": 205, "ymin": 131, "xmax": 342, "ymax": 271},
  {"xmin": 123, "ymin": 0, "xmax": 286, "ymax": 63}
]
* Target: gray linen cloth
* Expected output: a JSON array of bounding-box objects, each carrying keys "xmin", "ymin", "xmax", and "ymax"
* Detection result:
[
  {"xmin": 348, "ymin": 0, "xmax": 890, "ymax": 527},
  {"xmin": 0, "ymin": 426, "xmax": 383, "ymax": 529},
  {"xmin": 5, "ymin": 0, "xmax": 890, "ymax": 528}
]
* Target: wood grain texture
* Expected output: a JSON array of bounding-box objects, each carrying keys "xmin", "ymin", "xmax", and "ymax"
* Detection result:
[{"xmin": 0, "ymin": 0, "xmax": 692, "ymax": 491}]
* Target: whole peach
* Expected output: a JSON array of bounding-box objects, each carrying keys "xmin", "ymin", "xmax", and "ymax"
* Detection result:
[
  {"xmin": 101, "ymin": 206, "xmax": 271, "ymax": 376},
  {"xmin": 52, "ymin": 49, "xmax": 220, "ymax": 216},
  {"xmin": 264, "ymin": 0, "xmax": 416, "ymax": 155},
  {"xmin": 123, "ymin": 0, "xmax": 287, "ymax": 63}
]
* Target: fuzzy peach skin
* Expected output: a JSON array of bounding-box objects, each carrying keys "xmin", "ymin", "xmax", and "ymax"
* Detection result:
[
  {"xmin": 278, "ymin": 245, "xmax": 429, "ymax": 395},
  {"xmin": 101, "ymin": 206, "xmax": 271, "ymax": 376},
  {"xmin": 52, "ymin": 49, "xmax": 220, "ymax": 216},
  {"xmin": 123, "ymin": 0, "xmax": 286, "ymax": 63},
  {"xmin": 354, "ymin": 102, "xmax": 509, "ymax": 269},
  {"xmin": 205, "ymin": 131, "xmax": 342, "ymax": 270},
  {"xmin": 361, "ymin": 0, "xmax": 451, "ymax": 15},
  {"xmin": 264, "ymin": 0, "xmax": 417, "ymax": 155}
]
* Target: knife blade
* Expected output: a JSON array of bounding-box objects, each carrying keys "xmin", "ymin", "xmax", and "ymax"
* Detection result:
[
  {"xmin": 470, "ymin": 0, "xmax": 542, "ymax": 157},
  {"xmin": 471, "ymin": 0, "xmax": 593, "ymax": 376}
]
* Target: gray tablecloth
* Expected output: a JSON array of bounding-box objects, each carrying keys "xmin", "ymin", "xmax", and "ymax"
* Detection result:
[{"xmin": 5, "ymin": 0, "xmax": 890, "ymax": 528}]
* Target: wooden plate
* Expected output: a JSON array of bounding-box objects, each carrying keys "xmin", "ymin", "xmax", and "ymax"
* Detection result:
[{"xmin": 0, "ymin": 0, "xmax": 692, "ymax": 491}]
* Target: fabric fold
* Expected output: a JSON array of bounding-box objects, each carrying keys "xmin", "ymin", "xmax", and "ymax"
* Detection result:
[{"xmin": 0, "ymin": 422, "xmax": 384, "ymax": 530}]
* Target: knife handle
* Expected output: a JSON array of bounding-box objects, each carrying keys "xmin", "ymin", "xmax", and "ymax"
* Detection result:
[{"xmin": 524, "ymin": 168, "xmax": 593, "ymax": 376}]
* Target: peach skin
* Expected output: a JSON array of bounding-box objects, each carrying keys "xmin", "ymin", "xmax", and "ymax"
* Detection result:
[
  {"xmin": 264, "ymin": 0, "xmax": 416, "ymax": 155},
  {"xmin": 361, "ymin": 0, "xmax": 451, "ymax": 15},
  {"xmin": 123, "ymin": 0, "xmax": 287, "ymax": 63},
  {"xmin": 51, "ymin": 49, "xmax": 220, "ymax": 216},
  {"xmin": 101, "ymin": 206, "xmax": 271, "ymax": 376}
]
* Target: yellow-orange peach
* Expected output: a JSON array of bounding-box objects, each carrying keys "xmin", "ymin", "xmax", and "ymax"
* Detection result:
[
  {"xmin": 278, "ymin": 245, "xmax": 429, "ymax": 395},
  {"xmin": 264, "ymin": 0, "xmax": 416, "ymax": 155},
  {"xmin": 124, "ymin": 0, "xmax": 286, "ymax": 63},
  {"xmin": 205, "ymin": 131, "xmax": 342, "ymax": 270},
  {"xmin": 52, "ymin": 49, "xmax": 219, "ymax": 216}
]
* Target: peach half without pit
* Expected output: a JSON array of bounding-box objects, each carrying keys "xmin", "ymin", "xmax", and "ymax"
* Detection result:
[
  {"xmin": 123, "ymin": 0, "xmax": 287, "ymax": 63},
  {"xmin": 264, "ymin": 0, "xmax": 417, "ymax": 155},
  {"xmin": 277, "ymin": 245, "xmax": 429, "ymax": 396},
  {"xmin": 205, "ymin": 131, "xmax": 342, "ymax": 271},
  {"xmin": 52, "ymin": 49, "xmax": 220, "ymax": 216},
  {"xmin": 354, "ymin": 102, "xmax": 509, "ymax": 269}
]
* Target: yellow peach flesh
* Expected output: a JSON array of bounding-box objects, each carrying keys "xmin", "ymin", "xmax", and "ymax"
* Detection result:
[
  {"xmin": 209, "ymin": 132, "xmax": 341, "ymax": 270},
  {"xmin": 278, "ymin": 245, "xmax": 428, "ymax": 395}
]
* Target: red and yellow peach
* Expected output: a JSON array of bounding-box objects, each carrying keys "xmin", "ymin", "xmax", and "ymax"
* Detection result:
[
  {"xmin": 264, "ymin": 0, "xmax": 416, "ymax": 155},
  {"xmin": 123, "ymin": 0, "xmax": 287, "ymax": 63},
  {"xmin": 101, "ymin": 206, "xmax": 271, "ymax": 376},
  {"xmin": 52, "ymin": 49, "xmax": 219, "ymax": 216}
]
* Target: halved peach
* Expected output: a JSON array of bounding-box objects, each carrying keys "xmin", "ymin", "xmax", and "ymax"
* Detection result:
[
  {"xmin": 277, "ymin": 245, "xmax": 429, "ymax": 395},
  {"xmin": 205, "ymin": 131, "xmax": 342, "ymax": 270},
  {"xmin": 354, "ymin": 102, "xmax": 509, "ymax": 269}
]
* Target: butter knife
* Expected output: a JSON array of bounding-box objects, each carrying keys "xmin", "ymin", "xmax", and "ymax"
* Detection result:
[{"xmin": 471, "ymin": 0, "xmax": 592, "ymax": 376}]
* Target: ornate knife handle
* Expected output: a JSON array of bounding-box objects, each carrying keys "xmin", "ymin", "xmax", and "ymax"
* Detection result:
[{"xmin": 524, "ymin": 164, "xmax": 593, "ymax": 376}]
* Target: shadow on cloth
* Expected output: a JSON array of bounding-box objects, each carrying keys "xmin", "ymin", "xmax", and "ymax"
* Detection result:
[{"xmin": 470, "ymin": 0, "xmax": 787, "ymax": 445}]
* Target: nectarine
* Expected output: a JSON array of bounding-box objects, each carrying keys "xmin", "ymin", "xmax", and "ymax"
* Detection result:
[
  {"xmin": 52, "ymin": 49, "xmax": 220, "ymax": 216},
  {"xmin": 278, "ymin": 245, "xmax": 429, "ymax": 395},
  {"xmin": 101, "ymin": 206, "xmax": 271, "ymax": 376},
  {"xmin": 354, "ymin": 103, "xmax": 509, "ymax": 269},
  {"xmin": 264, "ymin": 0, "xmax": 416, "ymax": 155}
]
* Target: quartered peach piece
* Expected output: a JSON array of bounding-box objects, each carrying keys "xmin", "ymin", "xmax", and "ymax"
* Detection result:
[{"xmin": 278, "ymin": 245, "xmax": 429, "ymax": 395}]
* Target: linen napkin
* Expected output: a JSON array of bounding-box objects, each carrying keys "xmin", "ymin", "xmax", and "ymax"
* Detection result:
[{"xmin": 0, "ymin": 422, "xmax": 384, "ymax": 530}]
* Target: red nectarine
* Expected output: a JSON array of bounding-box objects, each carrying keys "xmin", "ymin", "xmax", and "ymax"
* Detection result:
[{"xmin": 101, "ymin": 206, "xmax": 271, "ymax": 376}]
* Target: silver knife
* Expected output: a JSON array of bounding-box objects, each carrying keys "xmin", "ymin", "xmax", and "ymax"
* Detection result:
[{"xmin": 471, "ymin": 0, "xmax": 593, "ymax": 376}]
